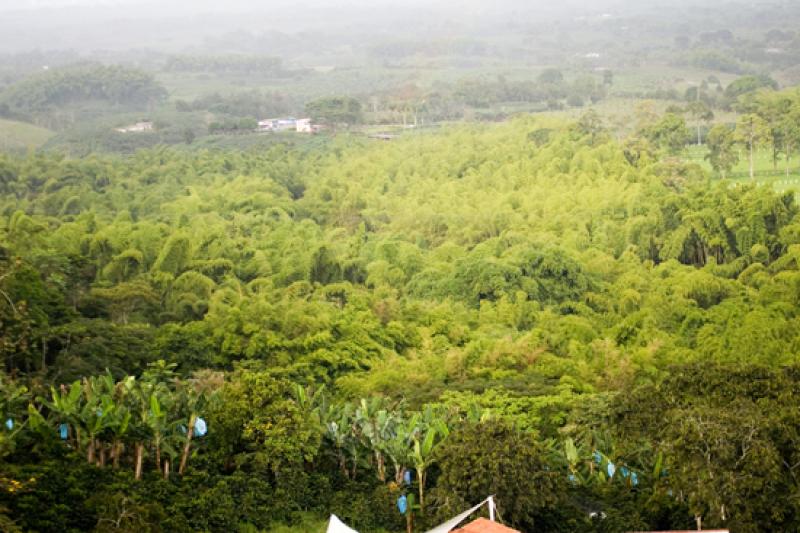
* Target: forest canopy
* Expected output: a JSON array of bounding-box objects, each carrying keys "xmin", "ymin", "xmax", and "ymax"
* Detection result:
[{"xmin": 2, "ymin": 115, "xmax": 800, "ymax": 531}]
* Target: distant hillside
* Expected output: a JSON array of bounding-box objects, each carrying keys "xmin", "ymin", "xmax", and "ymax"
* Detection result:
[
  {"xmin": 0, "ymin": 63, "xmax": 167, "ymax": 130},
  {"xmin": 0, "ymin": 117, "xmax": 54, "ymax": 151}
]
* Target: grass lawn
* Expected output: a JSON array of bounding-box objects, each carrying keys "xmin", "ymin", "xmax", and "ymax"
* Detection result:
[
  {"xmin": 683, "ymin": 144, "xmax": 800, "ymax": 193},
  {"xmin": 610, "ymin": 64, "xmax": 739, "ymax": 94},
  {"xmin": 0, "ymin": 118, "xmax": 55, "ymax": 152}
]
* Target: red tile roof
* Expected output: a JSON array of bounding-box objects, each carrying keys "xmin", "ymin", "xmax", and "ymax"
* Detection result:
[{"xmin": 452, "ymin": 518, "xmax": 521, "ymax": 533}]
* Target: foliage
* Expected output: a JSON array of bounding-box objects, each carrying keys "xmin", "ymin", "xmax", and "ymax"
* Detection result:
[
  {"xmin": 3, "ymin": 114, "xmax": 800, "ymax": 531},
  {"xmin": 306, "ymin": 96, "xmax": 363, "ymax": 127},
  {"xmin": 430, "ymin": 420, "xmax": 563, "ymax": 532},
  {"xmin": 0, "ymin": 64, "xmax": 167, "ymax": 130}
]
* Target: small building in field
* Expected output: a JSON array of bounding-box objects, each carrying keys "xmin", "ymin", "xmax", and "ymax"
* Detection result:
[
  {"xmin": 452, "ymin": 518, "xmax": 521, "ymax": 533},
  {"xmin": 115, "ymin": 121, "xmax": 154, "ymax": 133},
  {"xmin": 258, "ymin": 117, "xmax": 298, "ymax": 132},
  {"xmin": 258, "ymin": 117, "xmax": 320, "ymax": 134},
  {"xmin": 295, "ymin": 118, "xmax": 313, "ymax": 133}
]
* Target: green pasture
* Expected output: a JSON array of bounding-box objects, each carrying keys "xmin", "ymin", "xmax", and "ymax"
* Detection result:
[
  {"xmin": 683, "ymin": 144, "xmax": 800, "ymax": 193},
  {"xmin": 0, "ymin": 118, "xmax": 54, "ymax": 152},
  {"xmin": 610, "ymin": 64, "xmax": 738, "ymax": 94}
]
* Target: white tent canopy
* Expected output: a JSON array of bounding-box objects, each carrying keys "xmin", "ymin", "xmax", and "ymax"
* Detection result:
[
  {"xmin": 325, "ymin": 496, "xmax": 495, "ymax": 533},
  {"xmin": 326, "ymin": 514, "xmax": 360, "ymax": 533},
  {"xmin": 423, "ymin": 497, "xmax": 494, "ymax": 533}
]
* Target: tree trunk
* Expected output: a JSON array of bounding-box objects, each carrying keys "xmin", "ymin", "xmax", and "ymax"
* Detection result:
[
  {"xmin": 112, "ymin": 440, "xmax": 121, "ymax": 468},
  {"xmin": 418, "ymin": 468, "xmax": 425, "ymax": 514},
  {"xmin": 163, "ymin": 459, "xmax": 170, "ymax": 480},
  {"xmin": 350, "ymin": 448, "xmax": 358, "ymax": 479},
  {"xmin": 179, "ymin": 415, "xmax": 196, "ymax": 475},
  {"xmin": 695, "ymin": 514, "xmax": 702, "ymax": 531},
  {"xmin": 135, "ymin": 443, "xmax": 144, "ymax": 480},
  {"xmin": 87, "ymin": 438, "xmax": 95, "ymax": 464},
  {"xmin": 750, "ymin": 141, "xmax": 755, "ymax": 179},
  {"xmin": 393, "ymin": 463, "xmax": 403, "ymax": 485},
  {"xmin": 375, "ymin": 450, "xmax": 386, "ymax": 482},
  {"xmin": 155, "ymin": 439, "xmax": 161, "ymax": 473},
  {"xmin": 98, "ymin": 445, "xmax": 106, "ymax": 467}
]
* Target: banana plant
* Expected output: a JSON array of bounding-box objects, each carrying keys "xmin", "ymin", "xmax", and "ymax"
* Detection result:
[
  {"xmin": 355, "ymin": 397, "xmax": 398, "ymax": 482},
  {"xmin": 43, "ymin": 381, "xmax": 84, "ymax": 452},
  {"xmin": 383, "ymin": 422, "xmax": 412, "ymax": 486},
  {"xmin": 131, "ymin": 381, "xmax": 159, "ymax": 480},
  {"xmin": 81, "ymin": 374, "xmax": 122, "ymax": 466},
  {"xmin": 324, "ymin": 404, "xmax": 355, "ymax": 478},
  {"xmin": 293, "ymin": 383, "xmax": 327, "ymax": 426},
  {"xmin": 147, "ymin": 393, "xmax": 170, "ymax": 473},
  {"xmin": 158, "ymin": 412, "xmax": 187, "ymax": 480},
  {"xmin": 407, "ymin": 406, "xmax": 450, "ymax": 513},
  {"xmin": 177, "ymin": 382, "xmax": 206, "ymax": 476},
  {"xmin": 80, "ymin": 391, "xmax": 115, "ymax": 465},
  {"xmin": 105, "ymin": 375, "xmax": 135, "ymax": 469},
  {"xmin": 104, "ymin": 404, "xmax": 131, "ymax": 469},
  {"xmin": 0, "ymin": 374, "xmax": 28, "ymax": 460}
]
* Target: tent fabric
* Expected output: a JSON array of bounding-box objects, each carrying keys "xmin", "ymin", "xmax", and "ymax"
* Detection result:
[
  {"xmin": 325, "ymin": 496, "xmax": 495, "ymax": 533},
  {"xmin": 452, "ymin": 517, "xmax": 521, "ymax": 533},
  {"xmin": 423, "ymin": 497, "xmax": 491, "ymax": 533},
  {"xmin": 326, "ymin": 514, "xmax": 360, "ymax": 533}
]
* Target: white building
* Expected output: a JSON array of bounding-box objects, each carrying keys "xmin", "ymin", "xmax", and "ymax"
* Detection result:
[
  {"xmin": 258, "ymin": 118, "xmax": 297, "ymax": 132},
  {"xmin": 295, "ymin": 118, "xmax": 312, "ymax": 133},
  {"xmin": 258, "ymin": 117, "xmax": 319, "ymax": 134},
  {"xmin": 115, "ymin": 121, "xmax": 154, "ymax": 133}
]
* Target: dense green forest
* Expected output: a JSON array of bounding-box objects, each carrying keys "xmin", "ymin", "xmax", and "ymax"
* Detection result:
[
  {"xmin": 3, "ymin": 111, "xmax": 800, "ymax": 531},
  {"xmin": 4, "ymin": 1, "xmax": 800, "ymax": 532}
]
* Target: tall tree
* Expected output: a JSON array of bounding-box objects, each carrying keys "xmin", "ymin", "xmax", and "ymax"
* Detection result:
[
  {"xmin": 687, "ymin": 101, "xmax": 714, "ymax": 146},
  {"xmin": 432, "ymin": 420, "xmax": 563, "ymax": 532},
  {"xmin": 642, "ymin": 113, "xmax": 691, "ymax": 154},
  {"xmin": 706, "ymin": 124, "xmax": 739, "ymax": 178},
  {"xmin": 305, "ymin": 97, "xmax": 363, "ymax": 129},
  {"xmin": 735, "ymin": 114, "xmax": 771, "ymax": 179}
]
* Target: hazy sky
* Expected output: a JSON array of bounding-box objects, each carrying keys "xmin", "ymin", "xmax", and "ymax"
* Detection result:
[
  {"xmin": 0, "ymin": 0, "xmax": 795, "ymax": 56},
  {"xmin": 0, "ymin": 0, "xmax": 586, "ymax": 54}
]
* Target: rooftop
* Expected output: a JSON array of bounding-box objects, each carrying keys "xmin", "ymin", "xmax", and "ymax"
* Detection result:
[{"xmin": 452, "ymin": 518, "xmax": 521, "ymax": 533}]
